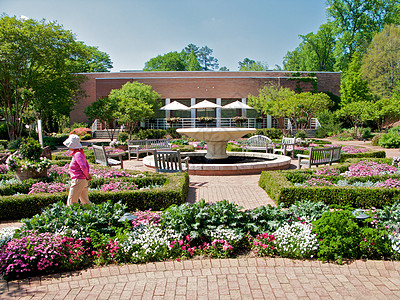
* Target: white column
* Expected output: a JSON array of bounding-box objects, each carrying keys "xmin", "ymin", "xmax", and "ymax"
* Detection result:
[
  {"xmin": 267, "ymin": 115, "xmax": 272, "ymax": 128},
  {"xmin": 241, "ymin": 98, "xmax": 247, "ymax": 117},
  {"xmin": 191, "ymin": 98, "xmax": 196, "ymax": 128},
  {"xmin": 216, "ymin": 98, "xmax": 222, "ymax": 127},
  {"xmin": 165, "ymin": 98, "xmax": 171, "ymax": 119},
  {"xmin": 37, "ymin": 119, "xmax": 43, "ymax": 146}
]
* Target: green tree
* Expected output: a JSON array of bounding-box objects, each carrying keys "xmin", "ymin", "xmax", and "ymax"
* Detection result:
[
  {"xmin": 198, "ymin": 46, "xmax": 219, "ymax": 71},
  {"xmin": 67, "ymin": 42, "xmax": 113, "ymax": 73},
  {"xmin": 219, "ymin": 66, "xmax": 230, "ymax": 71},
  {"xmin": 362, "ymin": 24, "xmax": 400, "ymax": 98},
  {"xmin": 109, "ymin": 82, "xmax": 161, "ymax": 138},
  {"xmin": 84, "ymin": 97, "xmax": 119, "ymax": 140},
  {"xmin": 185, "ymin": 51, "xmax": 202, "ymax": 71},
  {"xmin": 247, "ymin": 83, "xmax": 295, "ymax": 117},
  {"xmin": 284, "ymin": 23, "xmax": 336, "ymax": 71},
  {"xmin": 340, "ymin": 53, "xmax": 372, "ymax": 106},
  {"xmin": 143, "ymin": 51, "xmax": 187, "ymax": 71},
  {"xmin": 327, "ymin": 0, "xmax": 400, "ymax": 70},
  {"xmin": 0, "ymin": 15, "xmax": 113, "ymax": 139},
  {"xmin": 372, "ymin": 97, "xmax": 400, "ymax": 130},
  {"xmin": 336, "ymin": 101, "xmax": 375, "ymax": 137},
  {"xmin": 238, "ymin": 58, "xmax": 268, "ymax": 71}
]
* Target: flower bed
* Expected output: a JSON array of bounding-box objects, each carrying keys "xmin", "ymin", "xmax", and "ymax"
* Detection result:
[
  {"xmin": 259, "ymin": 158, "xmax": 400, "ymax": 207},
  {"xmin": 2, "ymin": 199, "xmax": 400, "ymax": 281},
  {"xmin": 0, "ymin": 163, "xmax": 189, "ymax": 220}
]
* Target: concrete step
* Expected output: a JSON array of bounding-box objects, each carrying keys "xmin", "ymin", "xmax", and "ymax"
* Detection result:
[{"xmin": 92, "ymin": 130, "xmax": 121, "ymax": 139}]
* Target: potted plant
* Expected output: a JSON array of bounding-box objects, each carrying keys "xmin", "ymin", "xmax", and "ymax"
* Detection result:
[
  {"xmin": 6, "ymin": 137, "xmax": 52, "ymax": 181},
  {"xmin": 197, "ymin": 117, "xmax": 215, "ymax": 124},
  {"xmin": 166, "ymin": 117, "xmax": 181, "ymax": 124},
  {"xmin": 234, "ymin": 116, "xmax": 247, "ymax": 127}
]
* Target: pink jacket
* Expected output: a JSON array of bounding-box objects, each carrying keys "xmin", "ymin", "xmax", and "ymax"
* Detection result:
[{"xmin": 69, "ymin": 150, "xmax": 90, "ymax": 180}]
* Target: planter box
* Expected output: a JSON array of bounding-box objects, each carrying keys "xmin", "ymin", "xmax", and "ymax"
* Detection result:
[{"xmin": 15, "ymin": 168, "xmax": 48, "ymax": 181}]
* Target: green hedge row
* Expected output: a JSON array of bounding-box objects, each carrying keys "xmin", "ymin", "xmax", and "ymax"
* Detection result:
[
  {"xmin": 0, "ymin": 172, "xmax": 189, "ymax": 221},
  {"xmin": 340, "ymin": 150, "xmax": 386, "ymax": 162},
  {"xmin": 259, "ymin": 158, "xmax": 400, "ymax": 208}
]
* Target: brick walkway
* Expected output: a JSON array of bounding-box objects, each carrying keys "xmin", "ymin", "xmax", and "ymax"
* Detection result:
[{"xmin": 1, "ymin": 140, "xmax": 400, "ymax": 299}]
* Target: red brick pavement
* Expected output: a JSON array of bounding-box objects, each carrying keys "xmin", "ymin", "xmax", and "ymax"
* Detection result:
[
  {"xmin": 1, "ymin": 141, "xmax": 400, "ymax": 299},
  {"xmin": 2, "ymin": 258, "xmax": 400, "ymax": 299}
]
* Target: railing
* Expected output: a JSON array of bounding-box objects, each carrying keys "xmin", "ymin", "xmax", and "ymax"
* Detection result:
[
  {"xmin": 310, "ymin": 118, "xmax": 321, "ymax": 129},
  {"xmin": 145, "ymin": 118, "xmax": 269, "ymax": 129}
]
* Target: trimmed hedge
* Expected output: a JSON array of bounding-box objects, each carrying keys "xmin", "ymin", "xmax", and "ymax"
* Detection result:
[
  {"xmin": 259, "ymin": 158, "xmax": 400, "ymax": 208},
  {"xmin": 340, "ymin": 150, "xmax": 386, "ymax": 162},
  {"xmin": 0, "ymin": 172, "xmax": 189, "ymax": 221}
]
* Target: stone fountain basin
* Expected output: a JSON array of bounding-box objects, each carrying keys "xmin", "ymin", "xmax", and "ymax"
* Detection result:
[{"xmin": 143, "ymin": 152, "xmax": 291, "ymax": 176}]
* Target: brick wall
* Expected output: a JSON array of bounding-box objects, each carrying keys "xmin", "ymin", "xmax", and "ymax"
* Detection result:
[{"xmin": 71, "ymin": 71, "xmax": 340, "ymax": 123}]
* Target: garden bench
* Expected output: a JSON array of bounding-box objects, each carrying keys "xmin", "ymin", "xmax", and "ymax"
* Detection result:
[
  {"xmin": 297, "ymin": 146, "xmax": 342, "ymax": 169},
  {"xmin": 41, "ymin": 146, "xmax": 52, "ymax": 160},
  {"xmin": 92, "ymin": 145, "xmax": 124, "ymax": 169},
  {"xmin": 273, "ymin": 137, "xmax": 296, "ymax": 158},
  {"xmin": 127, "ymin": 138, "xmax": 171, "ymax": 160},
  {"xmin": 243, "ymin": 135, "xmax": 274, "ymax": 153},
  {"xmin": 153, "ymin": 149, "xmax": 190, "ymax": 173}
]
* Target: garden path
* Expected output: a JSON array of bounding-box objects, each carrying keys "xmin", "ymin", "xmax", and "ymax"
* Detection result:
[{"xmin": 1, "ymin": 139, "xmax": 400, "ymax": 299}]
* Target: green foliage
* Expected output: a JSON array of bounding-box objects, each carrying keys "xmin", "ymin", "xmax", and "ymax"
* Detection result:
[
  {"xmin": 379, "ymin": 127, "xmax": 400, "ymax": 148},
  {"xmin": 133, "ymin": 129, "xmax": 166, "ymax": 140},
  {"xmin": 312, "ymin": 210, "xmax": 361, "ymax": 263},
  {"xmin": 19, "ymin": 138, "xmax": 42, "ymax": 160},
  {"xmin": 245, "ymin": 205, "xmax": 287, "ymax": 234},
  {"xmin": 315, "ymin": 109, "xmax": 342, "ymax": 138},
  {"xmin": 0, "ymin": 15, "xmax": 111, "ymax": 140},
  {"xmin": 295, "ymin": 130, "xmax": 307, "ymax": 139},
  {"xmin": 287, "ymin": 200, "xmax": 329, "ymax": 222},
  {"xmin": 336, "ymin": 101, "xmax": 375, "ymax": 138},
  {"xmin": 21, "ymin": 201, "xmax": 126, "ymax": 238},
  {"xmin": 160, "ymin": 199, "xmax": 248, "ymax": 242},
  {"xmin": 312, "ymin": 210, "xmax": 392, "ymax": 263},
  {"xmin": 254, "ymin": 128, "xmax": 283, "ymax": 139},
  {"xmin": 117, "ymin": 132, "xmax": 129, "ymax": 143},
  {"xmin": 7, "ymin": 138, "xmax": 22, "ymax": 150},
  {"xmin": 144, "ymin": 51, "xmax": 187, "ymax": 71},
  {"xmin": 371, "ymin": 134, "xmax": 381, "ymax": 146},
  {"xmin": 0, "ymin": 123, "xmax": 9, "ymax": 140},
  {"xmin": 166, "ymin": 127, "xmax": 180, "ymax": 139},
  {"xmin": 238, "ymin": 58, "xmax": 268, "ymax": 71}
]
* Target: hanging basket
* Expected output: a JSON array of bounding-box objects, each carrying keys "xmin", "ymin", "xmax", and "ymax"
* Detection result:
[{"xmin": 15, "ymin": 168, "xmax": 48, "ymax": 181}]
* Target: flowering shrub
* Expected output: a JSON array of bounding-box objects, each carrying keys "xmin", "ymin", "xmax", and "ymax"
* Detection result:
[
  {"xmin": 252, "ymin": 233, "xmax": 277, "ymax": 256},
  {"xmin": 0, "ymin": 231, "xmax": 92, "ymax": 280},
  {"xmin": 90, "ymin": 166, "xmax": 141, "ymax": 178},
  {"xmin": 201, "ymin": 239, "xmax": 234, "ymax": 258},
  {"xmin": 344, "ymin": 160, "xmax": 397, "ymax": 177},
  {"xmin": 374, "ymin": 178, "xmax": 400, "ymax": 189},
  {"xmin": 131, "ymin": 210, "xmax": 161, "ymax": 228},
  {"xmin": 48, "ymin": 164, "xmax": 70, "ymax": 178},
  {"xmin": 314, "ymin": 166, "xmax": 340, "ymax": 176},
  {"xmin": 6, "ymin": 155, "xmax": 52, "ymax": 172},
  {"xmin": 273, "ymin": 222, "xmax": 318, "ymax": 259},
  {"xmin": 99, "ymin": 181, "xmax": 138, "ymax": 192},
  {"xmin": 393, "ymin": 157, "xmax": 400, "ymax": 167},
  {"xmin": 341, "ymin": 146, "xmax": 369, "ymax": 154},
  {"xmin": 70, "ymin": 127, "xmax": 92, "ymax": 138},
  {"xmin": 28, "ymin": 182, "xmax": 68, "ymax": 194},
  {"xmin": 0, "ymin": 227, "xmax": 18, "ymax": 246},
  {"xmin": 0, "ymin": 164, "xmax": 8, "ymax": 174}
]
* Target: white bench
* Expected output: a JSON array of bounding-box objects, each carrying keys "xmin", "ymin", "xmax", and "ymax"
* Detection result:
[
  {"xmin": 273, "ymin": 137, "xmax": 296, "ymax": 158},
  {"xmin": 243, "ymin": 135, "xmax": 274, "ymax": 153},
  {"xmin": 127, "ymin": 139, "xmax": 172, "ymax": 160},
  {"xmin": 297, "ymin": 146, "xmax": 342, "ymax": 169},
  {"xmin": 92, "ymin": 145, "xmax": 124, "ymax": 169}
]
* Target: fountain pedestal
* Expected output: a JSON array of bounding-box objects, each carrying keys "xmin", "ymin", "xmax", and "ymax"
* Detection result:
[{"xmin": 177, "ymin": 128, "xmax": 256, "ymax": 159}]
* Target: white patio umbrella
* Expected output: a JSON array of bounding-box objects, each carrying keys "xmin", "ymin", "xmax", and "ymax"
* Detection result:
[
  {"xmin": 222, "ymin": 100, "xmax": 253, "ymax": 109},
  {"xmin": 190, "ymin": 100, "xmax": 222, "ymax": 109},
  {"xmin": 160, "ymin": 101, "xmax": 190, "ymax": 111}
]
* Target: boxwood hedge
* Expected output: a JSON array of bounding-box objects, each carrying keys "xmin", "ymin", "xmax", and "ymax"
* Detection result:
[
  {"xmin": 259, "ymin": 158, "xmax": 400, "ymax": 208},
  {"xmin": 0, "ymin": 172, "xmax": 189, "ymax": 221}
]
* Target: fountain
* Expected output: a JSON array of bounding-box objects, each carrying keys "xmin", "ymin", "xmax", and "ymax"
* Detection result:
[{"xmin": 143, "ymin": 127, "xmax": 291, "ymax": 175}]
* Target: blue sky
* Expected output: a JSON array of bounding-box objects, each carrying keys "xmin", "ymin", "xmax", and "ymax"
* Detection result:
[{"xmin": 2, "ymin": 0, "xmax": 329, "ymax": 72}]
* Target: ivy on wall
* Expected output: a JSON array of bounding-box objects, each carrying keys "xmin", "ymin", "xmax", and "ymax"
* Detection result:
[{"xmin": 287, "ymin": 72, "xmax": 318, "ymax": 93}]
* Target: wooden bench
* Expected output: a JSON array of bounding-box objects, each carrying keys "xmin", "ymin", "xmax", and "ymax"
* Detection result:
[
  {"xmin": 297, "ymin": 146, "xmax": 342, "ymax": 169},
  {"xmin": 92, "ymin": 145, "xmax": 124, "ymax": 169},
  {"xmin": 127, "ymin": 139, "xmax": 171, "ymax": 160},
  {"xmin": 153, "ymin": 149, "xmax": 190, "ymax": 173},
  {"xmin": 243, "ymin": 135, "xmax": 274, "ymax": 153},
  {"xmin": 273, "ymin": 137, "xmax": 296, "ymax": 158}
]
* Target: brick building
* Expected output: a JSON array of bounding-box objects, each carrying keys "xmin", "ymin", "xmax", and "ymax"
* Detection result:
[{"xmin": 71, "ymin": 71, "xmax": 340, "ymax": 129}]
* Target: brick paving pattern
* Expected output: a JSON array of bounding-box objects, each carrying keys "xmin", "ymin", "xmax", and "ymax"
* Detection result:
[{"xmin": 1, "ymin": 139, "xmax": 400, "ymax": 299}]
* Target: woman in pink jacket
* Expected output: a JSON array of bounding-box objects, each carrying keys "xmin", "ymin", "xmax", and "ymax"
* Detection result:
[{"xmin": 63, "ymin": 134, "xmax": 92, "ymax": 205}]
